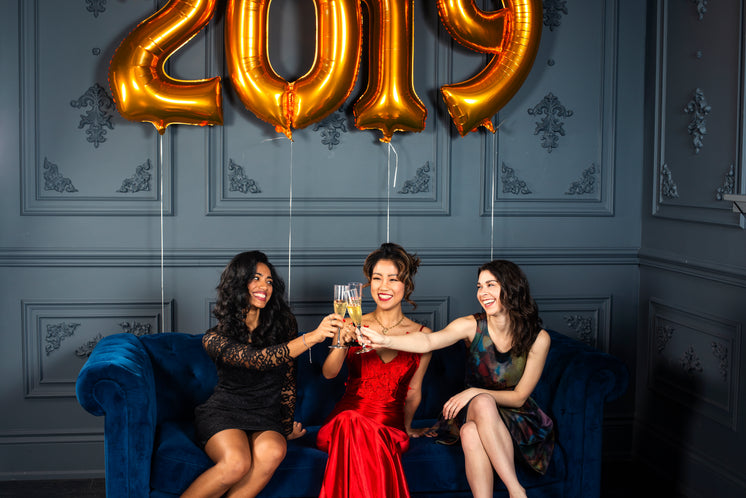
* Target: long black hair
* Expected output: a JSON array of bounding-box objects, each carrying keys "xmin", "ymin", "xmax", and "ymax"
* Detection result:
[
  {"xmin": 212, "ymin": 251, "xmax": 296, "ymax": 347},
  {"xmin": 478, "ymin": 260, "xmax": 542, "ymax": 357},
  {"xmin": 362, "ymin": 242, "xmax": 421, "ymax": 309}
]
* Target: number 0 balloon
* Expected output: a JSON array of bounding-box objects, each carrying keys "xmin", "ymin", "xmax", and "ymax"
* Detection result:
[
  {"xmin": 108, "ymin": 0, "xmax": 223, "ymax": 134},
  {"xmin": 225, "ymin": 0, "xmax": 362, "ymax": 140}
]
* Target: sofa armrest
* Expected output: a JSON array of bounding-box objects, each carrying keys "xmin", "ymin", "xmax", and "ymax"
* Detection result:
[
  {"xmin": 76, "ymin": 333, "xmax": 157, "ymax": 498},
  {"xmin": 550, "ymin": 347, "xmax": 628, "ymax": 498}
]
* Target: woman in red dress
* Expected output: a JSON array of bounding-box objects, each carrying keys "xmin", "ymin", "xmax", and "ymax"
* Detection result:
[{"xmin": 316, "ymin": 243, "xmax": 433, "ymax": 498}]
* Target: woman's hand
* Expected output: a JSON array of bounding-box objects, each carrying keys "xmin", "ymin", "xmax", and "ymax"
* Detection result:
[
  {"xmin": 407, "ymin": 426, "xmax": 437, "ymax": 438},
  {"xmin": 287, "ymin": 421, "xmax": 307, "ymax": 440},
  {"xmin": 307, "ymin": 313, "xmax": 344, "ymax": 345},
  {"xmin": 339, "ymin": 320, "xmax": 357, "ymax": 344},
  {"xmin": 441, "ymin": 387, "xmax": 480, "ymax": 420},
  {"xmin": 357, "ymin": 325, "xmax": 388, "ymax": 349}
]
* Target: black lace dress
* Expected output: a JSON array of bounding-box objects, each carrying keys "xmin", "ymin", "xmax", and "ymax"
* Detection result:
[{"xmin": 194, "ymin": 330, "xmax": 297, "ymax": 446}]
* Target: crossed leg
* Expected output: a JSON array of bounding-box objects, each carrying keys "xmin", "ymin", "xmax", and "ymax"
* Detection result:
[{"xmin": 460, "ymin": 394, "xmax": 526, "ymax": 498}]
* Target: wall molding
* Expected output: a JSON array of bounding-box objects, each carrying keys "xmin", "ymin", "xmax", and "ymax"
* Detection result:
[
  {"xmin": 19, "ymin": 0, "xmax": 174, "ymax": 216},
  {"xmin": 22, "ymin": 299, "xmax": 173, "ymax": 398},
  {"xmin": 646, "ymin": 298, "xmax": 741, "ymax": 430},
  {"xmin": 481, "ymin": 0, "xmax": 617, "ymax": 217},
  {"xmin": 639, "ymin": 248, "xmax": 746, "ymax": 288},
  {"xmin": 0, "ymin": 246, "xmax": 642, "ymax": 268},
  {"xmin": 206, "ymin": 10, "xmax": 450, "ymax": 217}
]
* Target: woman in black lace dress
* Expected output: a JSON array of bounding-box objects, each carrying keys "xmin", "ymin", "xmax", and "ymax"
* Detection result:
[{"xmin": 181, "ymin": 251, "xmax": 339, "ymax": 498}]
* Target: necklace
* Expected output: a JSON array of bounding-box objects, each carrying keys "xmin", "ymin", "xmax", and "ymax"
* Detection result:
[{"xmin": 372, "ymin": 313, "xmax": 405, "ymax": 335}]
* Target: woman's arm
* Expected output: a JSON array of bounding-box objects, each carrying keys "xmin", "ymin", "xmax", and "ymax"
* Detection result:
[
  {"xmin": 321, "ymin": 320, "xmax": 356, "ymax": 379},
  {"xmin": 360, "ymin": 315, "xmax": 476, "ymax": 353},
  {"xmin": 203, "ymin": 315, "xmax": 340, "ymax": 369},
  {"xmin": 440, "ymin": 330, "xmax": 551, "ymax": 418}
]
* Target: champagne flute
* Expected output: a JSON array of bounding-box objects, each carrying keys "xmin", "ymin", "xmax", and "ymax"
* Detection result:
[
  {"xmin": 345, "ymin": 282, "xmax": 369, "ymax": 354},
  {"xmin": 329, "ymin": 284, "xmax": 347, "ymax": 349}
]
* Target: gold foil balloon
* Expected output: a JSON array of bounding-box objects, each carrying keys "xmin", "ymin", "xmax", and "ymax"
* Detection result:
[
  {"xmin": 437, "ymin": 0, "xmax": 542, "ymax": 136},
  {"xmin": 226, "ymin": 0, "xmax": 362, "ymax": 140},
  {"xmin": 353, "ymin": 0, "xmax": 427, "ymax": 143},
  {"xmin": 108, "ymin": 0, "xmax": 223, "ymax": 134}
]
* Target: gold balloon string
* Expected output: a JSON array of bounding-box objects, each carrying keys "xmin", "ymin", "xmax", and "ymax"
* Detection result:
[
  {"xmin": 159, "ymin": 134, "xmax": 165, "ymax": 333},
  {"xmin": 287, "ymin": 140, "xmax": 294, "ymax": 302},
  {"xmin": 386, "ymin": 142, "xmax": 399, "ymax": 243},
  {"xmin": 490, "ymin": 119, "xmax": 506, "ymax": 261},
  {"xmin": 490, "ymin": 128, "xmax": 496, "ymax": 262}
]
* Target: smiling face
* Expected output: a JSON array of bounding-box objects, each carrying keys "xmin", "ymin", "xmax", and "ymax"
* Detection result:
[
  {"xmin": 370, "ymin": 259, "xmax": 405, "ymax": 311},
  {"xmin": 476, "ymin": 269, "xmax": 504, "ymax": 316},
  {"xmin": 247, "ymin": 262, "xmax": 273, "ymax": 310}
]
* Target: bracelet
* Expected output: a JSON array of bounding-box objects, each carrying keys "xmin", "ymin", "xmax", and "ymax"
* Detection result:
[{"xmin": 301, "ymin": 334, "xmax": 311, "ymax": 363}]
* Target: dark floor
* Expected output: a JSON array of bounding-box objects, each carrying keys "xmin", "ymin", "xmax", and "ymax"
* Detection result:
[
  {"xmin": 0, "ymin": 478, "xmax": 105, "ymax": 498},
  {"xmin": 0, "ymin": 461, "xmax": 681, "ymax": 498}
]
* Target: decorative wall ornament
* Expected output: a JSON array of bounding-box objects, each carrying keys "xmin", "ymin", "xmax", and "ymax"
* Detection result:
[
  {"xmin": 227, "ymin": 160, "xmax": 262, "ymax": 194},
  {"xmin": 85, "ymin": 0, "xmax": 107, "ymax": 18},
  {"xmin": 501, "ymin": 163, "xmax": 532, "ymax": 195},
  {"xmin": 117, "ymin": 159, "xmax": 153, "ymax": 193},
  {"xmin": 543, "ymin": 0, "xmax": 568, "ymax": 31},
  {"xmin": 683, "ymin": 88, "xmax": 710, "ymax": 154},
  {"xmin": 42, "ymin": 158, "xmax": 78, "ymax": 193},
  {"xmin": 75, "ymin": 333, "xmax": 103, "ymax": 358},
  {"xmin": 681, "ymin": 345, "xmax": 703, "ymax": 375},
  {"xmin": 564, "ymin": 314, "xmax": 594, "ymax": 346},
  {"xmin": 711, "ymin": 341, "xmax": 728, "ymax": 381},
  {"xmin": 655, "ymin": 323, "xmax": 675, "ymax": 353},
  {"xmin": 716, "ymin": 163, "xmax": 735, "ymax": 200},
  {"xmin": 398, "ymin": 162, "xmax": 431, "ymax": 194},
  {"xmin": 660, "ymin": 163, "xmax": 679, "ymax": 199},
  {"xmin": 313, "ymin": 109, "xmax": 347, "ymax": 150},
  {"xmin": 691, "ymin": 0, "xmax": 708, "ymax": 20},
  {"xmin": 119, "ymin": 321, "xmax": 152, "ymax": 337},
  {"xmin": 45, "ymin": 322, "xmax": 80, "ymax": 355},
  {"xmin": 70, "ymin": 82, "xmax": 116, "ymax": 148},
  {"xmin": 528, "ymin": 92, "xmax": 574, "ymax": 153},
  {"xmin": 566, "ymin": 163, "xmax": 598, "ymax": 195}
]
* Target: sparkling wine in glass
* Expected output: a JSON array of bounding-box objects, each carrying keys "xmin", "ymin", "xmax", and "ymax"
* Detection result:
[
  {"xmin": 346, "ymin": 282, "xmax": 369, "ymax": 353},
  {"xmin": 330, "ymin": 284, "xmax": 347, "ymax": 349}
]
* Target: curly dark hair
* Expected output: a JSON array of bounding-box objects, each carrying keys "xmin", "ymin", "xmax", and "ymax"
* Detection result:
[
  {"xmin": 362, "ymin": 242, "xmax": 421, "ymax": 309},
  {"xmin": 478, "ymin": 260, "xmax": 542, "ymax": 357},
  {"xmin": 212, "ymin": 251, "xmax": 296, "ymax": 348}
]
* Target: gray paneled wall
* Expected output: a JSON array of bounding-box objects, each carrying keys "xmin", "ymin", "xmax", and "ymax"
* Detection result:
[
  {"xmin": 0, "ymin": 0, "xmax": 647, "ymax": 480},
  {"xmin": 639, "ymin": 1, "xmax": 746, "ymax": 496}
]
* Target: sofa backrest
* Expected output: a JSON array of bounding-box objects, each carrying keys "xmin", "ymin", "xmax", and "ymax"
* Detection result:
[
  {"xmin": 138, "ymin": 331, "xmax": 570, "ymax": 426},
  {"xmin": 140, "ymin": 333, "xmax": 217, "ymax": 424}
]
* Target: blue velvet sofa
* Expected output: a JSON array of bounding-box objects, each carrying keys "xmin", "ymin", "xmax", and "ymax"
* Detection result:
[{"xmin": 76, "ymin": 329, "xmax": 628, "ymax": 497}]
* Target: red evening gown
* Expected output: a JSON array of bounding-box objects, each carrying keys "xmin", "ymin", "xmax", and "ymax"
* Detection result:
[{"xmin": 316, "ymin": 342, "xmax": 421, "ymax": 498}]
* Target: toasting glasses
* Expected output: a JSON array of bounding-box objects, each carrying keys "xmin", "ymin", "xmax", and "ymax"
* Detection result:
[
  {"xmin": 345, "ymin": 282, "xmax": 370, "ymax": 354},
  {"xmin": 329, "ymin": 284, "xmax": 348, "ymax": 349}
]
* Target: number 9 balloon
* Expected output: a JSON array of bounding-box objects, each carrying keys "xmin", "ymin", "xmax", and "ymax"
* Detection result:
[
  {"xmin": 108, "ymin": 0, "xmax": 223, "ymax": 135},
  {"xmin": 437, "ymin": 0, "xmax": 542, "ymax": 136}
]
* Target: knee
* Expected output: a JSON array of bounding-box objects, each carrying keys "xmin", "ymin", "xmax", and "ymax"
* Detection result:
[
  {"xmin": 459, "ymin": 421, "xmax": 480, "ymax": 450},
  {"xmin": 255, "ymin": 439, "xmax": 287, "ymax": 472},
  {"xmin": 217, "ymin": 454, "xmax": 252, "ymax": 486},
  {"xmin": 468, "ymin": 394, "xmax": 499, "ymax": 420}
]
